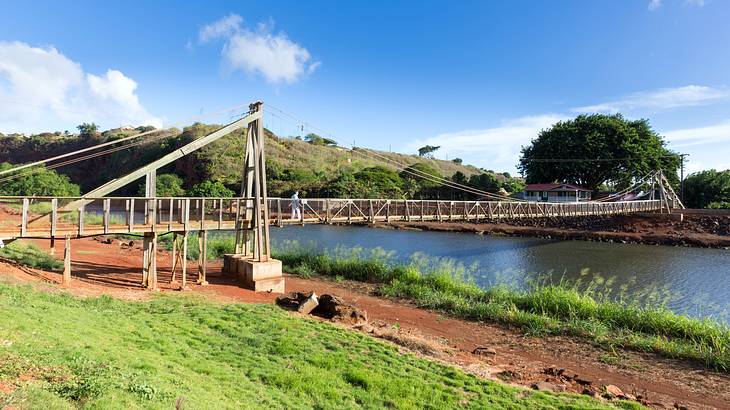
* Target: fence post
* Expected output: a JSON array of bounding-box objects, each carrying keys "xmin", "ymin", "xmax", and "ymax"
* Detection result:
[
  {"xmin": 278, "ymin": 198, "xmax": 283, "ymax": 227},
  {"xmin": 103, "ymin": 198, "xmax": 110, "ymax": 234}
]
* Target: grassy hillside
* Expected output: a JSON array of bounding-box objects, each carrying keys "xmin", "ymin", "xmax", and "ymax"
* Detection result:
[
  {"xmin": 0, "ymin": 283, "xmax": 635, "ymax": 409},
  {"xmin": 0, "ymin": 125, "xmax": 517, "ymax": 198}
]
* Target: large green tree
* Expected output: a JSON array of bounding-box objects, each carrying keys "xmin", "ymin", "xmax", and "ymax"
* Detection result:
[
  {"xmin": 683, "ymin": 169, "xmax": 730, "ymax": 209},
  {"xmin": 0, "ymin": 163, "xmax": 81, "ymax": 197},
  {"xmin": 518, "ymin": 114, "xmax": 680, "ymax": 193}
]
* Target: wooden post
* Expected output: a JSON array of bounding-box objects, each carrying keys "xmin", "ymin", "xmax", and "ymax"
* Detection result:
[
  {"xmin": 103, "ymin": 198, "xmax": 110, "ymax": 234},
  {"xmin": 405, "ymin": 201, "xmax": 410, "ymax": 222},
  {"xmin": 218, "ymin": 198, "xmax": 223, "ymax": 229},
  {"xmin": 148, "ymin": 233, "xmax": 158, "ymax": 290},
  {"xmin": 128, "ymin": 198, "xmax": 134, "ymax": 232},
  {"xmin": 62, "ymin": 236, "xmax": 71, "ymax": 286},
  {"xmin": 420, "ymin": 201, "xmax": 425, "ymax": 221},
  {"xmin": 182, "ymin": 232, "xmax": 188, "ymax": 290},
  {"xmin": 170, "ymin": 233, "xmax": 179, "ymax": 284},
  {"xmin": 326, "ymin": 199, "xmax": 331, "ymax": 224},
  {"xmin": 197, "ymin": 230, "xmax": 208, "ymax": 285},
  {"xmin": 277, "ymin": 198, "xmax": 283, "ymax": 227},
  {"xmin": 369, "ymin": 199, "xmax": 374, "ymax": 224},
  {"xmin": 142, "ymin": 233, "xmax": 150, "ymax": 286},
  {"xmin": 78, "ymin": 201, "xmax": 85, "ymax": 236},
  {"xmin": 386, "ymin": 201, "xmax": 391, "ymax": 223},
  {"xmin": 20, "ymin": 198, "xmax": 28, "ymax": 237},
  {"xmin": 51, "ymin": 198, "xmax": 58, "ymax": 233}
]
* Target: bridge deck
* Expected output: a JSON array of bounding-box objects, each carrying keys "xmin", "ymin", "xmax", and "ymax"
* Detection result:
[{"xmin": 0, "ymin": 196, "xmax": 663, "ymax": 240}]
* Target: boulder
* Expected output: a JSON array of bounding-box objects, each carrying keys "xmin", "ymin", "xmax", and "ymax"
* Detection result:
[{"xmin": 311, "ymin": 294, "xmax": 368, "ymax": 325}]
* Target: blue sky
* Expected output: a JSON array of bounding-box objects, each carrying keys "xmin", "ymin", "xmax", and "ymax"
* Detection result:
[{"xmin": 1, "ymin": 0, "xmax": 729, "ymax": 174}]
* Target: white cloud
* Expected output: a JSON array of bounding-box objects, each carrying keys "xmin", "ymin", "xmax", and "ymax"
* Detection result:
[
  {"xmin": 198, "ymin": 14, "xmax": 319, "ymax": 84},
  {"xmin": 0, "ymin": 41, "xmax": 161, "ymax": 133},
  {"xmin": 648, "ymin": 0, "xmax": 705, "ymax": 10},
  {"xmin": 662, "ymin": 120, "xmax": 730, "ymax": 147},
  {"xmin": 572, "ymin": 85, "xmax": 729, "ymax": 114},
  {"xmin": 199, "ymin": 14, "xmax": 243, "ymax": 43},
  {"xmin": 413, "ymin": 115, "xmax": 566, "ymax": 171}
]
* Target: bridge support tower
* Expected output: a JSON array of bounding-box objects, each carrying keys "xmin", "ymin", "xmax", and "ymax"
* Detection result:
[{"xmin": 225, "ymin": 101, "xmax": 284, "ymax": 293}]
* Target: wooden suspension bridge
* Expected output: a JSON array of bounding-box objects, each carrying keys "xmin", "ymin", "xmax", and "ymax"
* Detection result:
[{"xmin": 0, "ymin": 101, "xmax": 684, "ymax": 292}]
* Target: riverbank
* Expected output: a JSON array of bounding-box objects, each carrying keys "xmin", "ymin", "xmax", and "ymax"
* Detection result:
[
  {"xmin": 1, "ymin": 237, "xmax": 729, "ymax": 408},
  {"xmin": 374, "ymin": 209, "xmax": 730, "ymax": 248}
]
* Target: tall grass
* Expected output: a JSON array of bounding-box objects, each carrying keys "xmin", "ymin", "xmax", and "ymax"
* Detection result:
[{"xmin": 272, "ymin": 242, "xmax": 730, "ymax": 372}]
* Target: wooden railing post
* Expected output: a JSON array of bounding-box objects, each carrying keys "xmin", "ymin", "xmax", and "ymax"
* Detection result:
[
  {"xmin": 51, "ymin": 198, "xmax": 57, "ymax": 239},
  {"xmin": 128, "ymin": 198, "xmax": 134, "ymax": 232},
  {"xmin": 103, "ymin": 198, "xmax": 110, "ymax": 234},
  {"xmin": 20, "ymin": 198, "xmax": 28, "ymax": 237},
  {"xmin": 78, "ymin": 201, "xmax": 85, "ymax": 236}
]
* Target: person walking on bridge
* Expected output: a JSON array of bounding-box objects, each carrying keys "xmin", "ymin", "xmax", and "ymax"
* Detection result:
[{"xmin": 290, "ymin": 191, "xmax": 302, "ymax": 220}]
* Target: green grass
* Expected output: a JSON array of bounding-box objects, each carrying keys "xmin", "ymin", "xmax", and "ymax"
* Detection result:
[
  {"xmin": 0, "ymin": 241, "xmax": 62, "ymax": 271},
  {"xmin": 0, "ymin": 284, "xmax": 638, "ymax": 409},
  {"xmin": 272, "ymin": 244, "xmax": 730, "ymax": 372}
]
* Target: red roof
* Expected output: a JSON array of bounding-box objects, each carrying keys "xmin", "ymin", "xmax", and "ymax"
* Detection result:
[{"xmin": 525, "ymin": 183, "xmax": 591, "ymax": 192}]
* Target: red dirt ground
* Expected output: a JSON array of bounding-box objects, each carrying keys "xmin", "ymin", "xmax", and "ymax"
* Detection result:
[{"xmin": 1, "ymin": 236, "xmax": 729, "ymax": 409}]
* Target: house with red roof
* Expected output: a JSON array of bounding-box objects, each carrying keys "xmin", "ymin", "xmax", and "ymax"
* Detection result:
[{"xmin": 522, "ymin": 183, "xmax": 592, "ymax": 202}]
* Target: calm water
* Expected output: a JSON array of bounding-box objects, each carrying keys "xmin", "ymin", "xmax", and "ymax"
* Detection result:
[{"xmin": 268, "ymin": 225, "xmax": 730, "ymax": 322}]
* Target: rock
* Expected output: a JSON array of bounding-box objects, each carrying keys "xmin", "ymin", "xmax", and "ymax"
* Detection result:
[
  {"xmin": 1, "ymin": 340, "xmax": 12, "ymax": 347},
  {"xmin": 311, "ymin": 294, "xmax": 368, "ymax": 325},
  {"xmin": 673, "ymin": 403, "xmax": 689, "ymax": 410},
  {"xmin": 472, "ymin": 347, "xmax": 497, "ymax": 356},
  {"xmin": 603, "ymin": 384, "xmax": 624, "ymax": 399},
  {"xmin": 531, "ymin": 381, "xmax": 566, "ymax": 393},
  {"xmin": 496, "ymin": 370, "xmax": 520, "ymax": 381},
  {"xmin": 543, "ymin": 366, "xmax": 566, "ymax": 377},
  {"xmin": 573, "ymin": 376, "xmax": 593, "ymax": 386},
  {"xmin": 297, "ymin": 292, "xmax": 319, "ymax": 314},
  {"xmin": 275, "ymin": 291, "xmax": 311, "ymax": 310},
  {"xmin": 581, "ymin": 388, "xmax": 601, "ymax": 399},
  {"xmin": 353, "ymin": 323, "xmax": 375, "ymax": 333}
]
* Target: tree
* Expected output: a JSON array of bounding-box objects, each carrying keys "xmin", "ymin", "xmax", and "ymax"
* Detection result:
[
  {"xmin": 137, "ymin": 173, "xmax": 185, "ymax": 197},
  {"xmin": 683, "ymin": 169, "xmax": 730, "ymax": 209},
  {"xmin": 452, "ymin": 158, "xmax": 463, "ymax": 164},
  {"xmin": 186, "ymin": 180, "xmax": 234, "ymax": 197},
  {"xmin": 400, "ymin": 162, "xmax": 442, "ymax": 198},
  {"xmin": 417, "ymin": 145, "xmax": 440, "ymax": 158},
  {"xmin": 77, "ymin": 123, "xmax": 99, "ymax": 140},
  {"xmin": 468, "ymin": 173, "xmax": 500, "ymax": 194},
  {"xmin": 304, "ymin": 133, "xmax": 337, "ymax": 146},
  {"xmin": 353, "ymin": 166, "xmax": 403, "ymax": 198},
  {"xmin": 0, "ymin": 163, "xmax": 81, "ymax": 196},
  {"xmin": 518, "ymin": 114, "xmax": 679, "ymax": 193},
  {"xmin": 501, "ymin": 178, "xmax": 526, "ymax": 194}
]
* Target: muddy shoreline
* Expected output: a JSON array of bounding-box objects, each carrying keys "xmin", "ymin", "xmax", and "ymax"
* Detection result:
[{"xmin": 351, "ymin": 210, "xmax": 730, "ymax": 249}]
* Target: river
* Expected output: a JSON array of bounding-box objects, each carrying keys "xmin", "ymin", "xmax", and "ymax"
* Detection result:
[{"xmin": 266, "ymin": 224, "xmax": 729, "ymax": 323}]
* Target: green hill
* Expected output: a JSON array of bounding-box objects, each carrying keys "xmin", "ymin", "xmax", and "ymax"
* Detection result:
[{"xmin": 0, "ymin": 125, "xmax": 523, "ymax": 199}]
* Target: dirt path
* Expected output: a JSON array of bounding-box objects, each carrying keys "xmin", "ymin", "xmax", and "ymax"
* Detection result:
[{"xmin": 2, "ymin": 237, "xmax": 729, "ymax": 409}]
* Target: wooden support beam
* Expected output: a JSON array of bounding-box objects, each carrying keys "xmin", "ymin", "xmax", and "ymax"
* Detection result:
[
  {"xmin": 170, "ymin": 233, "xmax": 179, "ymax": 284},
  {"xmin": 197, "ymin": 230, "xmax": 208, "ymax": 285},
  {"xmin": 62, "ymin": 236, "xmax": 71, "ymax": 286},
  {"xmin": 182, "ymin": 232, "xmax": 188, "ymax": 290},
  {"xmin": 20, "ymin": 198, "xmax": 28, "ymax": 237}
]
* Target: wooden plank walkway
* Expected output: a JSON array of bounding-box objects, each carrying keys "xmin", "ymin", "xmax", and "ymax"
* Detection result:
[{"xmin": 0, "ymin": 196, "xmax": 663, "ymax": 241}]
